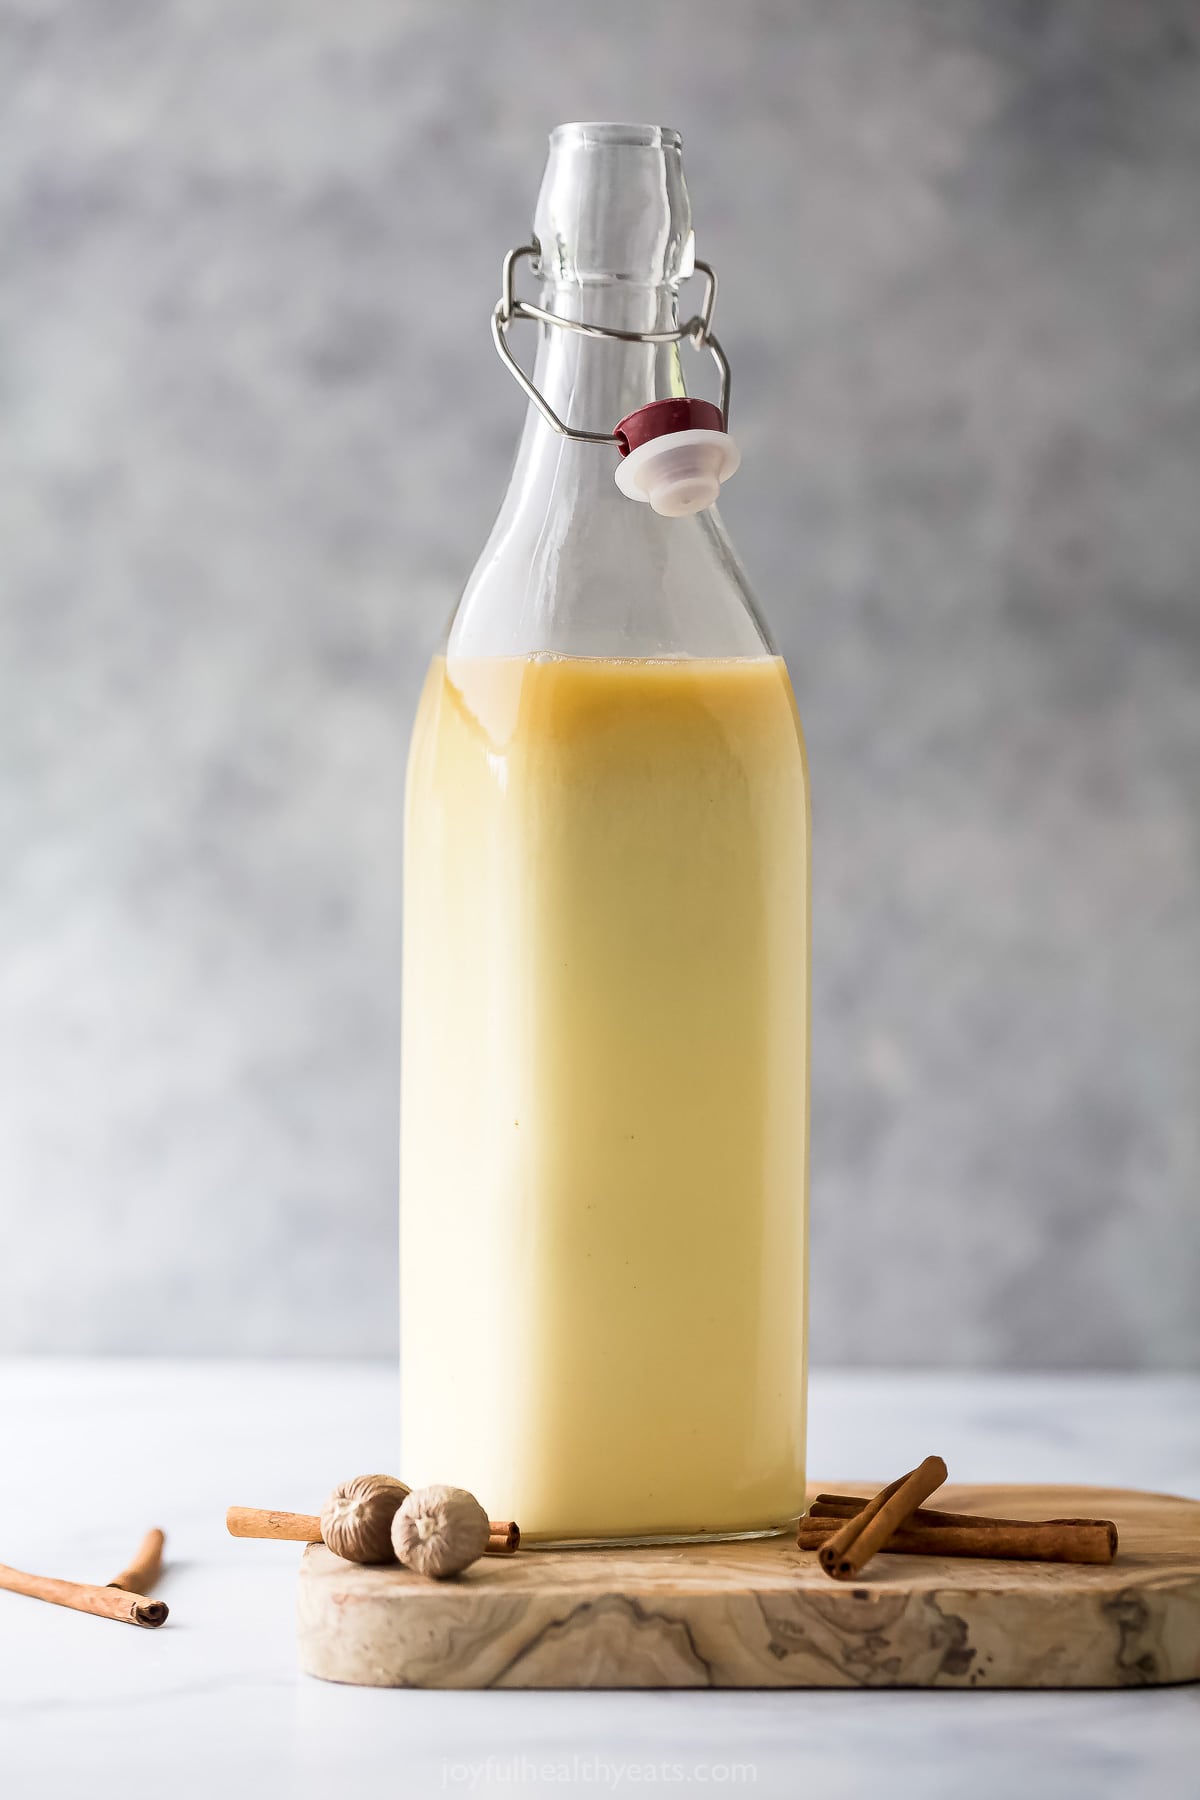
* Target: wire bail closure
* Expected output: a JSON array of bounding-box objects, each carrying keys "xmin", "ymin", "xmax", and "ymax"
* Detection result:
[{"xmin": 490, "ymin": 241, "xmax": 732, "ymax": 448}]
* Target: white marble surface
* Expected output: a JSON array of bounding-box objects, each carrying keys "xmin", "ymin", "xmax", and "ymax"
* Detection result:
[{"xmin": 0, "ymin": 1363, "xmax": 1197, "ymax": 1798}]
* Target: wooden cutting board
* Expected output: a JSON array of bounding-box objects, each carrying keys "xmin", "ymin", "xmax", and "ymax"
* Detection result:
[{"xmin": 296, "ymin": 1483, "xmax": 1200, "ymax": 1689}]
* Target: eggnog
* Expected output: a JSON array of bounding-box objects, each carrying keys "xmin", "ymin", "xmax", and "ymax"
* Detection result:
[{"xmin": 400, "ymin": 652, "xmax": 809, "ymax": 1543}]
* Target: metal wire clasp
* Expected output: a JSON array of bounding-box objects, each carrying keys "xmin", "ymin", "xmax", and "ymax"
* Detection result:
[{"xmin": 490, "ymin": 241, "xmax": 732, "ymax": 447}]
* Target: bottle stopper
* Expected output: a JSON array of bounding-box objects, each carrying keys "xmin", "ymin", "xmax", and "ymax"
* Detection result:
[{"xmin": 614, "ymin": 398, "xmax": 740, "ymax": 517}]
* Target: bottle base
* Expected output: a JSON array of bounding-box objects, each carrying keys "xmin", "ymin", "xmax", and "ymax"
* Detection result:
[{"xmin": 520, "ymin": 1519, "xmax": 801, "ymax": 1551}]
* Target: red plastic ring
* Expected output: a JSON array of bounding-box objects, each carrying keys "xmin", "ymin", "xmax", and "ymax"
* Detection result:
[{"xmin": 615, "ymin": 398, "xmax": 725, "ymax": 457}]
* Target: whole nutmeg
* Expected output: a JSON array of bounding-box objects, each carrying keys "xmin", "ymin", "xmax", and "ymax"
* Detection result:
[
  {"xmin": 392, "ymin": 1484, "xmax": 490, "ymax": 1579},
  {"xmin": 320, "ymin": 1473, "xmax": 410, "ymax": 1564}
]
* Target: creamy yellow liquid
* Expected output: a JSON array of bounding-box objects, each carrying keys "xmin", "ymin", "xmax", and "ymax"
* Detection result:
[{"xmin": 400, "ymin": 653, "xmax": 809, "ymax": 1542}]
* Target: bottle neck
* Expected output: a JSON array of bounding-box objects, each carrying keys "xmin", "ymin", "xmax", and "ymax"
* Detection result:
[
  {"xmin": 504, "ymin": 121, "xmax": 694, "ymax": 510},
  {"xmin": 509, "ymin": 278, "xmax": 686, "ymax": 501},
  {"xmin": 447, "ymin": 122, "xmax": 773, "ymax": 664},
  {"xmin": 533, "ymin": 280, "xmax": 684, "ymax": 423}
]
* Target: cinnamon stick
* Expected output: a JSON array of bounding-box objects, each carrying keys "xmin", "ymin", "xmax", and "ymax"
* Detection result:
[
  {"xmin": 227, "ymin": 1506, "xmax": 521, "ymax": 1556},
  {"xmin": 817, "ymin": 1456, "xmax": 948, "ymax": 1580},
  {"xmin": 107, "ymin": 1527, "xmax": 166, "ymax": 1594},
  {"xmin": 810, "ymin": 1492, "xmax": 1118, "ymax": 1558},
  {"xmin": 797, "ymin": 1514, "xmax": 1116, "ymax": 1564},
  {"xmin": 227, "ymin": 1507, "xmax": 321, "ymax": 1542},
  {"xmin": 0, "ymin": 1560, "xmax": 167, "ymax": 1628}
]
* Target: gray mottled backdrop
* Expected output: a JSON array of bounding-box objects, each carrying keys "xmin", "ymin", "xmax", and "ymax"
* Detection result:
[{"xmin": 1, "ymin": 0, "xmax": 1197, "ymax": 1365}]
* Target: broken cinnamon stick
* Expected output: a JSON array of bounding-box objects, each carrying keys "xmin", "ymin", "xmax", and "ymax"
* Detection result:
[
  {"xmin": 227, "ymin": 1506, "xmax": 520, "ymax": 1556},
  {"xmin": 107, "ymin": 1526, "xmax": 166, "ymax": 1594},
  {"xmin": 0, "ymin": 1560, "xmax": 167, "ymax": 1628},
  {"xmin": 797, "ymin": 1513, "xmax": 1116, "ymax": 1564},
  {"xmin": 817, "ymin": 1456, "xmax": 948, "ymax": 1580}
]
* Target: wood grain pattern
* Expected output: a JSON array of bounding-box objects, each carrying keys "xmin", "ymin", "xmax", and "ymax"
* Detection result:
[{"xmin": 296, "ymin": 1484, "xmax": 1200, "ymax": 1690}]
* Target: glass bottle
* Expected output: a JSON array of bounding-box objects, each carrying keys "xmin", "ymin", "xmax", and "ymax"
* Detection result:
[{"xmin": 400, "ymin": 123, "xmax": 809, "ymax": 1545}]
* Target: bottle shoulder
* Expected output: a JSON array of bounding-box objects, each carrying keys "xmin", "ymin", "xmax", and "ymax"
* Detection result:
[{"xmin": 449, "ymin": 490, "xmax": 774, "ymax": 661}]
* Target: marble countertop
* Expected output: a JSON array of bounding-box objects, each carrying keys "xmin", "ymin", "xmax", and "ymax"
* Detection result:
[{"xmin": 1, "ymin": 1362, "xmax": 1197, "ymax": 1798}]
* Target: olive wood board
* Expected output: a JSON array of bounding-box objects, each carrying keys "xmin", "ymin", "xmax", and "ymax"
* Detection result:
[{"xmin": 296, "ymin": 1483, "xmax": 1200, "ymax": 1690}]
